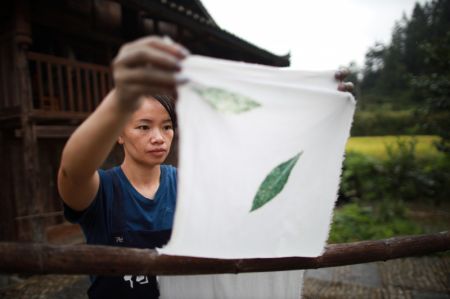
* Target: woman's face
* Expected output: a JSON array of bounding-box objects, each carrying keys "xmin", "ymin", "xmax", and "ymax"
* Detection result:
[{"xmin": 119, "ymin": 97, "xmax": 174, "ymax": 167}]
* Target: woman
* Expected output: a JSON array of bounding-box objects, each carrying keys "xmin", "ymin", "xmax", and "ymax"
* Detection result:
[{"xmin": 58, "ymin": 36, "xmax": 188, "ymax": 299}]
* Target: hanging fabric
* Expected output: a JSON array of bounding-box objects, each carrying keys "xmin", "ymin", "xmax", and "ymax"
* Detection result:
[
  {"xmin": 160, "ymin": 55, "xmax": 355, "ymax": 259},
  {"xmin": 159, "ymin": 55, "xmax": 355, "ymax": 298}
]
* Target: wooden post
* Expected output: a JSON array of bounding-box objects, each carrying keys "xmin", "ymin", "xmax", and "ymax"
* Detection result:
[
  {"xmin": 13, "ymin": 0, "xmax": 44, "ymax": 242},
  {"xmin": 0, "ymin": 232, "xmax": 448, "ymax": 276}
]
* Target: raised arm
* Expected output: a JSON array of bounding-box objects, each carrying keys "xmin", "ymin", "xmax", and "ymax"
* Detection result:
[{"xmin": 58, "ymin": 36, "xmax": 188, "ymax": 211}]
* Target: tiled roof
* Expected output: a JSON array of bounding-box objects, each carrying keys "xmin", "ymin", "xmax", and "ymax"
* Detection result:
[
  {"xmin": 127, "ymin": 0, "xmax": 290, "ymax": 66},
  {"xmin": 158, "ymin": 0, "xmax": 218, "ymax": 27}
]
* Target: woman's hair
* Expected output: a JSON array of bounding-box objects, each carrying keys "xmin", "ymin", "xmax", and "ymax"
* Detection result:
[{"xmin": 153, "ymin": 94, "xmax": 177, "ymax": 130}]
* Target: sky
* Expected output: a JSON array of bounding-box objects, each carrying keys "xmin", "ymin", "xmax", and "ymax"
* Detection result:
[{"xmin": 201, "ymin": 0, "xmax": 430, "ymax": 70}]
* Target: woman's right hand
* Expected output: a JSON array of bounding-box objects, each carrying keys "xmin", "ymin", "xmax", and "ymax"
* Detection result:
[{"xmin": 112, "ymin": 36, "xmax": 189, "ymax": 110}]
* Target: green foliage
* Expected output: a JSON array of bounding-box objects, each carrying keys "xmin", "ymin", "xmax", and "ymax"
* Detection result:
[
  {"xmin": 341, "ymin": 138, "xmax": 450, "ymax": 205},
  {"xmin": 328, "ymin": 202, "xmax": 423, "ymax": 243},
  {"xmin": 340, "ymin": 152, "xmax": 380, "ymax": 202},
  {"xmin": 330, "ymin": 1, "xmax": 450, "ymax": 243},
  {"xmin": 359, "ymin": 2, "xmax": 438, "ymax": 98},
  {"xmin": 332, "ymin": 135, "xmax": 449, "ymax": 243},
  {"xmin": 351, "ymin": 107, "xmax": 421, "ymax": 136},
  {"xmin": 420, "ymin": 154, "xmax": 450, "ymax": 205},
  {"xmin": 355, "ymin": 0, "xmax": 450, "ymax": 145},
  {"xmin": 382, "ymin": 138, "xmax": 432, "ymax": 202},
  {"xmin": 410, "ymin": 31, "xmax": 450, "ymax": 152}
]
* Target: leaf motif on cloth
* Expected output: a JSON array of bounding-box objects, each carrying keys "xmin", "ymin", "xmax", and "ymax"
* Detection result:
[
  {"xmin": 250, "ymin": 151, "xmax": 304, "ymax": 212},
  {"xmin": 193, "ymin": 86, "xmax": 261, "ymax": 113}
]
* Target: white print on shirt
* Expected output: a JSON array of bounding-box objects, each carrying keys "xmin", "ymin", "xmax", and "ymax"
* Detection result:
[
  {"xmin": 123, "ymin": 275, "xmax": 133, "ymax": 288},
  {"xmin": 123, "ymin": 275, "xmax": 149, "ymax": 288},
  {"xmin": 136, "ymin": 276, "xmax": 149, "ymax": 284}
]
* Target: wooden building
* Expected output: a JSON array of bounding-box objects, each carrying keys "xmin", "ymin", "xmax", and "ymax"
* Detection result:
[{"xmin": 0, "ymin": 0, "xmax": 290, "ymax": 243}]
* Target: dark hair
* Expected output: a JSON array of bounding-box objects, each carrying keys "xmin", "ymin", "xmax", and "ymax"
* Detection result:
[{"xmin": 153, "ymin": 94, "xmax": 177, "ymax": 130}]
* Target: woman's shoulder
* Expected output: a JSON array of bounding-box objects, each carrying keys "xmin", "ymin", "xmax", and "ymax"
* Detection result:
[
  {"xmin": 98, "ymin": 166, "xmax": 121, "ymax": 180},
  {"xmin": 161, "ymin": 164, "xmax": 177, "ymax": 176},
  {"xmin": 161, "ymin": 164, "xmax": 177, "ymax": 190}
]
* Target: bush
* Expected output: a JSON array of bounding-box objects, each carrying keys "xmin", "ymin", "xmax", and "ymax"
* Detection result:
[
  {"xmin": 328, "ymin": 202, "xmax": 423, "ymax": 243},
  {"xmin": 340, "ymin": 152, "xmax": 381, "ymax": 202},
  {"xmin": 422, "ymin": 154, "xmax": 450, "ymax": 205},
  {"xmin": 351, "ymin": 108, "xmax": 422, "ymax": 136},
  {"xmin": 340, "ymin": 138, "xmax": 449, "ymax": 205}
]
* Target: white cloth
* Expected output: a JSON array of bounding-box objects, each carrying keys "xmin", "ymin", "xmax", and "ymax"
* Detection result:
[
  {"xmin": 158, "ymin": 55, "xmax": 355, "ymax": 299},
  {"xmin": 160, "ymin": 55, "xmax": 355, "ymax": 259},
  {"xmin": 159, "ymin": 271, "xmax": 303, "ymax": 299}
]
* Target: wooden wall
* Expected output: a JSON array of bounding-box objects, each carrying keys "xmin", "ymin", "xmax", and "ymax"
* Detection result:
[
  {"xmin": 0, "ymin": 131, "xmax": 18, "ymax": 241},
  {"xmin": 0, "ymin": 0, "xmax": 200, "ymax": 242},
  {"xmin": 0, "ymin": 35, "xmax": 18, "ymax": 110}
]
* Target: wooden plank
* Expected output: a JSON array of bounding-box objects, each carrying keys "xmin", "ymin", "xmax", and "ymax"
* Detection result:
[
  {"xmin": 66, "ymin": 65, "xmax": 74, "ymax": 111},
  {"xmin": 27, "ymin": 52, "xmax": 110, "ymax": 73},
  {"xmin": 36, "ymin": 61, "xmax": 44, "ymax": 109},
  {"xmin": 108, "ymin": 71, "xmax": 114, "ymax": 90},
  {"xmin": 85, "ymin": 69, "xmax": 92, "ymax": 111},
  {"xmin": 15, "ymin": 211, "xmax": 63, "ymax": 220},
  {"xmin": 92, "ymin": 70, "xmax": 99, "ymax": 107},
  {"xmin": 0, "ymin": 131, "xmax": 17, "ymax": 240},
  {"xmin": 76, "ymin": 66, "xmax": 82, "ymax": 112},
  {"xmin": 0, "ymin": 106, "xmax": 21, "ymax": 121},
  {"xmin": 15, "ymin": 125, "xmax": 77, "ymax": 138},
  {"xmin": 46, "ymin": 223, "xmax": 83, "ymax": 245},
  {"xmin": 46, "ymin": 63, "xmax": 54, "ymax": 110},
  {"xmin": 0, "ymin": 45, "xmax": 8, "ymax": 107},
  {"xmin": 29, "ymin": 109, "xmax": 89, "ymax": 121},
  {"xmin": 0, "ymin": 232, "xmax": 448, "ymax": 275},
  {"xmin": 100, "ymin": 70, "xmax": 106, "ymax": 99},
  {"xmin": 36, "ymin": 125, "xmax": 76, "ymax": 138},
  {"xmin": 57, "ymin": 65, "xmax": 64, "ymax": 110}
]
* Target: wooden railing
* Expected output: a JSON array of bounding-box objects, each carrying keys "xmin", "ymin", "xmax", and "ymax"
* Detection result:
[
  {"xmin": 0, "ymin": 232, "xmax": 448, "ymax": 276},
  {"xmin": 27, "ymin": 52, "xmax": 113, "ymax": 113}
]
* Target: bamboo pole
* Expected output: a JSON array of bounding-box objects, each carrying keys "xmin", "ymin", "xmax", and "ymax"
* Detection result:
[{"xmin": 0, "ymin": 231, "xmax": 448, "ymax": 276}]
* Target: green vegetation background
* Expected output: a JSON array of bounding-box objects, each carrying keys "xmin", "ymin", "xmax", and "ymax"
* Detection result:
[{"xmin": 329, "ymin": 0, "xmax": 449, "ymax": 244}]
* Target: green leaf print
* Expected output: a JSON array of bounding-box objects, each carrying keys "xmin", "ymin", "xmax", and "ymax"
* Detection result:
[
  {"xmin": 193, "ymin": 86, "xmax": 261, "ymax": 113},
  {"xmin": 250, "ymin": 151, "xmax": 303, "ymax": 212}
]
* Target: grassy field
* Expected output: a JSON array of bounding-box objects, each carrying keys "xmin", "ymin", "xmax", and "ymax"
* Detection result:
[{"xmin": 346, "ymin": 135, "xmax": 442, "ymax": 159}]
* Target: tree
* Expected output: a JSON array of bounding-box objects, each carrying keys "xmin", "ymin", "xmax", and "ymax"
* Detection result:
[{"xmin": 359, "ymin": 0, "xmax": 450, "ymax": 121}]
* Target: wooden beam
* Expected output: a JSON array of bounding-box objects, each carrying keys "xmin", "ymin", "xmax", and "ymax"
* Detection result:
[
  {"xmin": 28, "ymin": 109, "xmax": 89, "ymax": 121},
  {"xmin": 0, "ymin": 232, "xmax": 448, "ymax": 276},
  {"xmin": 15, "ymin": 125, "xmax": 77, "ymax": 138},
  {"xmin": 0, "ymin": 106, "xmax": 21, "ymax": 122}
]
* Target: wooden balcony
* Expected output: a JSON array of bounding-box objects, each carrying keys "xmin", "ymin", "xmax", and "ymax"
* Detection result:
[{"xmin": 27, "ymin": 52, "xmax": 113, "ymax": 117}]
